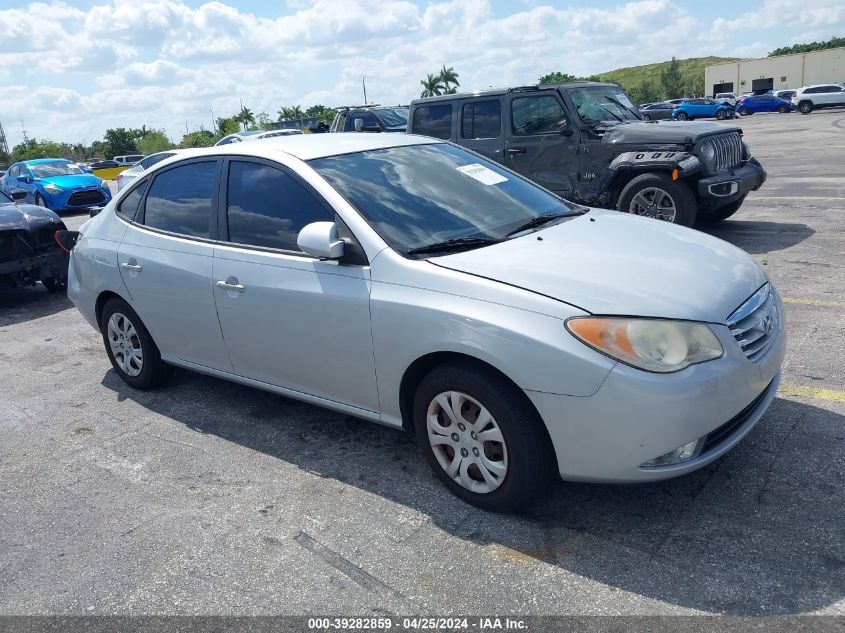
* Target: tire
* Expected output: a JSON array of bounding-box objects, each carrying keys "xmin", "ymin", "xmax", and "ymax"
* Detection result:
[
  {"xmin": 41, "ymin": 277, "xmax": 65, "ymax": 293},
  {"xmin": 777, "ymin": 105, "xmax": 788, "ymax": 114},
  {"xmin": 698, "ymin": 195, "xmax": 747, "ymax": 223},
  {"xmin": 100, "ymin": 297, "xmax": 172, "ymax": 390},
  {"xmin": 739, "ymin": 108, "xmax": 751, "ymax": 116},
  {"xmin": 675, "ymin": 112, "xmax": 688, "ymax": 121},
  {"xmin": 643, "ymin": 114, "xmax": 650, "ymax": 121},
  {"xmin": 413, "ymin": 362, "xmax": 554, "ymax": 512},
  {"xmin": 617, "ymin": 172, "xmax": 697, "ymax": 226},
  {"xmin": 798, "ymin": 101, "xmax": 812, "ymax": 114},
  {"xmin": 716, "ymin": 109, "xmax": 727, "ymax": 120},
  {"xmin": 35, "ymin": 193, "xmax": 48, "ymax": 208}
]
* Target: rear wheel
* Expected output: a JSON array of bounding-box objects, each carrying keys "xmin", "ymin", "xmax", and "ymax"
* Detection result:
[
  {"xmin": 738, "ymin": 108, "xmax": 751, "ymax": 116},
  {"xmin": 413, "ymin": 363, "xmax": 554, "ymax": 512},
  {"xmin": 100, "ymin": 297, "xmax": 171, "ymax": 390},
  {"xmin": 798, "ymin": 101, "xmax": 812, "ymax": 114},
  {"xmin": 777, "ymin": 105, "xmax": 788, "ymax": 114},
  {"xmin": 699, "ymin": 195, "xmax": 746, "ymax": 223},
  {"xmin": 617, "ymin": 172, "xmax": 697, "ymax": 226},
  {"xmin": 41, "ymin": 276, "xmax": 65, "ymax": 293},
  {"xmin": 675, "ymin": 111, "xmax": 689, "ymax": 121}
]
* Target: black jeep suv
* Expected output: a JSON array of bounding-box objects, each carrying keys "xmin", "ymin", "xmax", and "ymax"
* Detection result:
[{"xmin": 408, "ymin": 82, "xmax": 767, "ymax": 225}]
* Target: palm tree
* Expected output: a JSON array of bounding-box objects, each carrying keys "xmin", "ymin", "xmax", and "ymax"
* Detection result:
[
  {"xmin": 291, "ymin": 105, "xmax": 304, "ymax": 121},
  {"xmin": 439, "ymin": 65, "xmax": 460, "ymax": 93},
  {"xmin": 420, "ymin": 73, "xmax": 444, "ymax": 98},
  {"xmin": 237, "ymin": 106, "xmax": 255, "ymax": 131}
]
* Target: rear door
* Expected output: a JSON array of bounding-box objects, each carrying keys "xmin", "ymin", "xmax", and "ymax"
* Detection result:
[
  {"xmin": 503, "ymin": 91, "xmax": 576, "ymax": 196},
  {"xmin": 117, "ymin": 158, "xmax": 233, "ymax": 372},
  {"xmin": 458, "ymin": 98, "xmax": 504, "ymax": 163}
]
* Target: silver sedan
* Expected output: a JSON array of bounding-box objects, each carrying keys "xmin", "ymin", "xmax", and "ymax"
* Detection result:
[{"xmin": 66, "ymin": 134, "xmax": 785, "ymax": 511}]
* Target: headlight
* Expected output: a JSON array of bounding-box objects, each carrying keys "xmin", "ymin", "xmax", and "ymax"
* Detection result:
[
  {"xmin": 43, "ymin": 183, "xmax": 64, "ymax": 194},
  {"xmin": 566, "ymin": 317, "xmax": 723, "ymax": 373},
  {"xmin": 697, "ymin": 140, "xmax": 716, "ymax": 173}
]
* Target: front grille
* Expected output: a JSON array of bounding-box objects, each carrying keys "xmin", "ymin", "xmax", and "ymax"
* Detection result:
[
  {"xmin": 706, "ymin": 132, "xmax": 742, "ymax": 172},
  {"xmin": 67, "ymin": 189, "xmax": 105, "ymax": 206},
  {"xmin": 727, "ymin": 283, "xmax": 779, "ymax": 361},
  {"xmin": 701, "ymin": 380, "xmax": 772, "ymax": 454}
]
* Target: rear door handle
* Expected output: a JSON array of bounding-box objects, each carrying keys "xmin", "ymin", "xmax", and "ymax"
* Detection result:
[
  {"xmin": 505, "ymin": 148, "xmax": 526, "ymax": 156},
  {"xmin": 216, "ymin": 278, "xmax": 246, "ymax": 293},
  {"xmin": 120, "ymin": 260, "xmax": 142, "ymax": 272}
]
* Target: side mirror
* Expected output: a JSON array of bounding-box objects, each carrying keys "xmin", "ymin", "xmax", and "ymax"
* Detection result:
[
  {"xmin": 297, "ymin": 222, "xmax": 345, "ymax": 260},
  {"xmin": 354, "ymin": 118, "xmax": 364, "ymax": 132},
  {"xmin": 16, "ymin": 175, "xmax": 31, "ymax": 184},
  {"xmin": 10, "ymin": 189, "xmax": 27, "ymax": 201}
]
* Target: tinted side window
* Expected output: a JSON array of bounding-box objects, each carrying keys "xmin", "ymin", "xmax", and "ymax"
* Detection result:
[
  {"xmin": 511, "ymin": 96, "xmax": 567, "ymax": 135},
  {"xmin": 412, "ymin": 104, "xmax": 452, "ymax": 140},
  {"xmin": 143, "ymin": 161, "xmax": 216, "ymax": 238},
  {"xmin": 346, "ymin": 111, "xmax": 379, "ymax": 131},
  {"xmin": 117, "ymin": 180, "xmax": 147, "ymax": 220},
  {"xmin": 461, "ymin": 100, "xmax": 501, "ymax": 139},
  {"xmin": 226, "ymin": 161, "xmax": 333, "ymax": 252}
]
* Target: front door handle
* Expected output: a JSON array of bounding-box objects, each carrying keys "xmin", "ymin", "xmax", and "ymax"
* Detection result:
[
  {"xmin": 120, "ymin": 260, "xmax": 142, "ymax": 272},
  {"xmin": 505, "ymin": 148, "xmax": 527, "ymax": 156},
  {"xmin": 216, "ymin": 277, "xmax": 246, "ymax": 293}
]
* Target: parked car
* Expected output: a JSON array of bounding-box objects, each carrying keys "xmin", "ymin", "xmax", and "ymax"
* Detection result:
[
  {"xmin": 639, "ymin": 102, "xmax": 675, "ymax": 120},
  {"xmin": 64, "ymin": 134, "xmax": 785, "ymax": 511},
  {"xmin": 0, "ymin": 188, "xmax": 68, "ymax": 291},
  {"xmin": 672, "ymin": 98, "xmax": 735, "ymax": 121},
  {"xmin": 714, "ymin": 92, "xmax": 738, "ymax": 107},
  {"xmin": 113, "ymin": 154, "xmax": 146, "ymax": 167},
  {"xmin": 330, "ymin": 105, "xmax": 409, "ymax": 133},
  {"xmin": 409, "ymin": 83, "xmax": 765, "ymax": 225},
  {"xmin": 215, "ymin": 129, "xmax": 304, "ymax": 146},
  {"xmin": 116, "ymin": 151, "xmax": 179, "ymax": 192},
  {"xmin": 665, "ymin": 98, "xmax": 688, "ymax": 107},
  {"xmin": 0, "ymin": 159, "xmax": 112, "ymax": 212},
  {"xmin": 89, "ymin": 160, "xmax": 119, "ymax": 169},
  {"xmin": 792, "ymin": 84, "xmax": 845, "ymax": 114},
  {"xmin": 775, "ymin": 89, "xmax": 797, "ymax": 101},
  {"xmin": 736, "ymin": 94, "xmax": 793, "ymax": 115}
]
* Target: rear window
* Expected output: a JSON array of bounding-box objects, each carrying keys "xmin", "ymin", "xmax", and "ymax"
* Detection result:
[
  {"xmin": 412, "ymin": 104, "xmax": 452, "ymax": 140},
  {"xmin": 461, "ymin": 100, "xmax": 501, "ymax": 139},
  {"xmin": 117, "ymin": 180, "xmax": 147, "ymax": 220}
]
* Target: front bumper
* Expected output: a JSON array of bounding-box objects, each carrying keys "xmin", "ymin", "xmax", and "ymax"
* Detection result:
[
  {"xmin": 43, "ymin": 186, "xmax": 112, "ymax": 211},
  {"xmin": 527, "ymin": 304, "xmax": 786, "ymax": 483},
  {"xmin": 697, "ymin": 158, "xmax": 766, "ymax": 211}
]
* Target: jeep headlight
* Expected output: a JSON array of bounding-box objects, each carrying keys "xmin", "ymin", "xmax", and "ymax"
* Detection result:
[
  {"xmin": 566, "ymin": 317, "xmax": 723, "ymax": 373},
  {"xmin": 43, "ymin": 183, "xmax": 64, "ymax": 194},
  {"xmin": 697, "ymin": 140, "xmax": 717, "ymax": 173}
]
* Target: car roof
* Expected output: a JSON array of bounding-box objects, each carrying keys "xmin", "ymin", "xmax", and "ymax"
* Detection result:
[
  {"xmin": 411, "ymin": 82, "xmax": 619, "ymax": 104},
  {"xmin": 174, "ymin": 133, "xmax": 440, "ymax": 162}
]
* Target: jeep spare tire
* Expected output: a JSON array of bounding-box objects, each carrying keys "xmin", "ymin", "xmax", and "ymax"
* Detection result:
[{"xmin": 617, "ymin": 172, "xmax": 697, "ymax": 227}]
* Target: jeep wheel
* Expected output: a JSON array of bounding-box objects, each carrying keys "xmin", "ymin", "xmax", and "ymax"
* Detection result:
[
  {"xmin": 617, "ymin": 173, "xmax": 697, "ymax": 227},
  {"xmin": 716, "ymin": 109, "xmax": 727, "ymax": 120},
  {"xmin": 777, "ymin": 105, "xmax": 788, "ymax": 114},
  {"xmin": 675, "ymin": 112, "xmax": 689, "ymax": 121},
  {"xmin": 798, "ymin": 101, "xmax": 813, "ymax": 114},
  {"xmin": 698, "ymin": 195, "xmax": 746, "ymax": 223}
]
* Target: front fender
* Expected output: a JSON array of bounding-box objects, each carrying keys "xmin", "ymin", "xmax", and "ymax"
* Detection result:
[{"xmin": 584, "ymin": 150, "xmax": 701, "ymax": 203}]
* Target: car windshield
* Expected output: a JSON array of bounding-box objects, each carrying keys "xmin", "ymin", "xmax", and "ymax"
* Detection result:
[
  {"xmin": 28, "ymin": 161, "xmax": 84, "ymax": 178},
  {"xmin": 569, "ymin": 86, "xmax": 641, "ymax": 122},
  {"xmin": 310, "ymin": 143, "xmax": 581, "ymax": 257},
  {"xmin": 373, "ymin": 107, "xmax": 408, "ymax": 127}
]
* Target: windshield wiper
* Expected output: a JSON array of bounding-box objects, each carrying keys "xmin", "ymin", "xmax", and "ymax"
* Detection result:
[
  {"xmin": 604, "ymin": 95, "xmax": 640, "ymax": 120},
  {"xmin": 505, "ymin": 212, "xmax": 574, "ymax": 237},
  {"xmin": 407, "ymin": 236, "xmax": 500, "ymax": 255},
  {"xmin": 597, "ymin": 103, "xmax": 625, "ymax": 123}
]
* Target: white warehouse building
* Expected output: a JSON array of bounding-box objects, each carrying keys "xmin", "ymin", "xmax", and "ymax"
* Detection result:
[{"xmin": 705, "ymin": 47, "xmax": 845, "ymax": 96}]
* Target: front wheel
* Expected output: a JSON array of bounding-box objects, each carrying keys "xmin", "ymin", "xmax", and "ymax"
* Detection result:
[
  {"xmin": 413, "ymin": 363, "xmax": 554, "ymax": 512},
  {"xmin": 35, "ymin": 193, "xmax": 48, "ymax": 208},
  {"xmin": 617, "ymin": 172, "xmax": 697, "ymax": 226},
  {"xmin": 100, "ymin": 297, "xmax": 172, "ymax": 390},
  {"xmin": 798, "ymin": 101, "xmax": 812, "ymax": 114},
  {"xmin": 643, "ymin": 114, "xmax": 650, "ymax": 121}
]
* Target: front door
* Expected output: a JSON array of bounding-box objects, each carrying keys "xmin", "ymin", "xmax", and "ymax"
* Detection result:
[
  {"xmin": 117, "ymin": 158, "xmax": 233, "ymax": 373},
  {"xmin": 212, "ymin": 158, "xmax": 379, "ymax": 413},
  {"xmin": 503, "ymin": 92, "xmax": 577, "ymax": 197}
]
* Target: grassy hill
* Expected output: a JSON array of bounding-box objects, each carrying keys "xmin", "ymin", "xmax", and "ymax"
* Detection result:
[{"xmin": 596, "ymin": 56, "xmax": 739, "ymax": 97}]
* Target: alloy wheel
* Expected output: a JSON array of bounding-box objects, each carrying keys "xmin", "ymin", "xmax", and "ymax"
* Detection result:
[
  {"xmin": 426, "ymin": 391, "xmax": 508, "ymax": 494},
  {"xmin": 107, "ymin": 312, "xmax": 143, "ymax": 377},
  {"xmin": 628, "ymin": 186, "xmax": 677, "ymax": 222}
]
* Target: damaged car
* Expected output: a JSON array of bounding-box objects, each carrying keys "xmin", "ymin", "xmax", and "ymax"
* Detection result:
[{"xmin": 0, "ymin": 189, "xmax": 69, "ymax": 292}]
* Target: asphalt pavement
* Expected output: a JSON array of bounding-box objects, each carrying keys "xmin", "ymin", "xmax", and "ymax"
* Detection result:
[{"xmin": 1, "ymin": 110, "xmax": 843, "ymax": 618}]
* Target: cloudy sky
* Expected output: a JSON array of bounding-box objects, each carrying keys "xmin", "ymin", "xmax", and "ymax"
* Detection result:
[{"xmin": 1, "ymin": 0, "xmax": 843, "ymax": 147}]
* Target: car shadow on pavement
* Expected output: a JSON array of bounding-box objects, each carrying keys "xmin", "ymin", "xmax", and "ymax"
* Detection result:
[
  {"xmin": 0, "ymin": 286, "xmax": 72, "ymax": 326},
  {"xmin": 103, "ymin": 368, "xmax": 844, "ymax": 615},
  {"xmin": 700, "ymin": 220, "xmax": 814, "ymax": 255}
]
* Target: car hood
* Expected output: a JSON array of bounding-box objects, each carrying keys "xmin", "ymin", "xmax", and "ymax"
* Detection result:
[
  {"xmin": 0, "ymin": 202, "xmax": 63, "ymax": 232},
  {"xmin": 37, "ymin": 174, "xmax": 103, "ymax": 189},
  {"xmin": 602, "ymin": 120, "xmax": 737, "ymax": 146},
  {"xmin": 431, "ymin": 209, "xmax": 766, "ymax": 323}
]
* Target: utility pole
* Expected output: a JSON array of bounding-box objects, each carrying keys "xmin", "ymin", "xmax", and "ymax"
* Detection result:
[
  {"xmin": 210, "ymin": 109, "xmax": 215, "ymax": 135},
  {"xmin": 20, "ymin": 121, "xmax": 28, "ymax": 144},
  {"xmin": 362, "ymin": 76, "xmax": 368, "ymax": 105}
]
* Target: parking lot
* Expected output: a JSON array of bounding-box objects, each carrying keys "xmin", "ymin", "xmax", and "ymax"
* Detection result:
[{"xmin": 1, "ymin": 111, "xmax": 843, "ymax": 617}]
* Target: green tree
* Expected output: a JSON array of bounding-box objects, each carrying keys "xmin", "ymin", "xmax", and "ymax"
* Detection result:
[
  {"xmin": 660, "ymin": 56, "xmax": 685, "ymax": 99},
  {"xmin": 439, "ymin": 65, "xmax": 460, "ymax": 94},
  {"xmin": 137, "ymin": 129, "xmax": 173, "ymax": 155},
  {"xmin": 629, "ymin": 79, "xmax": 663, "ymax": 105},
  {"xmin": 179, "ymin": 130, "xmax": 216, "ymax": 148},
  {"xmin": 237, "ymin": 106, "xmax": 256, "ymax": 131},
  {"xmin": 88, "ymin": 140, "xmax": 109, "ymax": 159},
  {"xmin": 420, "ymin": 73, "xmax": 444, "ymax": 98},
  {"xmin": 256, "ymin": 112, "xmax": 272, "ymax": 130},
  {"xmin": 11, "ymin": 139, "xmax": 64, "ymax": 162},
  {"xmin": 216, "ymin": 116, "xmax": 241, "ymax": 137},
  {"xmin": 103, "ymin": 128, "xmax": 139, "ymax": 157},
  {"xmin": 538, "ymin": 71, "xmax": 601, "ymax": 85},
  {"xmin": 769, "ymin": 36, "xmax": 845, "ymax": 57}
]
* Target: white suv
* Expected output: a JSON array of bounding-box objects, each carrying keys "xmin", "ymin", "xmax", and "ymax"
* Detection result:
[
  {"xmin": 714, "ymin": 92, "xmax": 737, "ymax": 107},
  {"xmin": 792, "ymin": 84, "xmax": 845, "ymax": 114}
]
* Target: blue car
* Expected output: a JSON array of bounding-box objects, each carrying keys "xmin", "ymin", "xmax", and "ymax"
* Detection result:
[
  {"xmin": 0, "ymin": 158, "xmax": 112, "ymax": 212},
  {"xmin": 736, "ymin": 94, "xmax": 793, "ymax": 116},
  {"xmin": 672, "ymin": 98, "xmax": 735, "ymax": 121}
]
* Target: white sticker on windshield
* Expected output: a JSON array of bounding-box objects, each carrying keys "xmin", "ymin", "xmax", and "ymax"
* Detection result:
[
  {"xmin": 456, "ymin": 163, "xmax": 508, "ymax": 185},
  {"xmin": 615, "ymin": 93, "xmax": 634, "ymax": 109}
]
